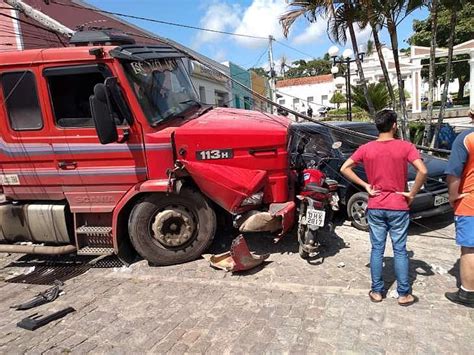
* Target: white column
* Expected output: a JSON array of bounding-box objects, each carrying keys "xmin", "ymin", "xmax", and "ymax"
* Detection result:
[
  {"xmin": 411, "ymin": 60, "xmax": 423, "ymax": 113},
  {"xmin": 470, "ymin": 55, "xmax": 474, "ymax": 109}
]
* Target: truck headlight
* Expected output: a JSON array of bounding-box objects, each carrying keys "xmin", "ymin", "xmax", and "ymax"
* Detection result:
[{"xmin": 241, "ymin": 192, "xmax": 264, "ymax": 206}]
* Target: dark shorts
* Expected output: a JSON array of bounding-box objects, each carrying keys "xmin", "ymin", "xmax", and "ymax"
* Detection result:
[{"xmin": 455, "ymin": 216, "xmax": 474, "ymax": 247}]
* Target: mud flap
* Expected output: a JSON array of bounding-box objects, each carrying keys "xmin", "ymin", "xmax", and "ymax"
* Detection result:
[{"xmin": 202, "ymin": 235, "xmax": 269, "ymax": 272}]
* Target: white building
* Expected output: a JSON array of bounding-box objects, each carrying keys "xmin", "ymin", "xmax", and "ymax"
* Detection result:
[
  {"xmin": 185, "ymin": 60, "xmax": 231, "ymax": 107},
  {"xmin": 276, "ymin": 74, "xmax": 335, "ymax": 119}
]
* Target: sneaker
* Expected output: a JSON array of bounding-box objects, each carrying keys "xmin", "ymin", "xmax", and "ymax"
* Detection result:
[{"xmin": 445, "ymin": 289, "xmax": 474, "ymax": 308}]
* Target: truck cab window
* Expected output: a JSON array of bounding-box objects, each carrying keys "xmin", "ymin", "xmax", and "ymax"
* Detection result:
[
  {"xmin": 1, "ymin": 71, "xmax": 43, "ymax": 131},
  {"xmin": 48, "ymin": 72, "xmax": 105, "ymax": 128}
]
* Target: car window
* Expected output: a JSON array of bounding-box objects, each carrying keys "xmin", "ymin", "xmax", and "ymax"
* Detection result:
[
  {"xmin": 303, "ymin": 134, "xmax": 331, "ymax": 157},
  {"xmin": 331, "ymin": 124, "xmax": 378, "ymax": 154}
]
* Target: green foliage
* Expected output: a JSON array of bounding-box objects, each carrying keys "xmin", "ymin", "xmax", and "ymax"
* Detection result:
[
  {"xmin": 408, "ymin": 2, "xmax": 473, "ymax": 98},
  {"xmin": 330, "ymin": 92, "xmax": 346, "ymax": 108},
  {"xmin": 249, "ymin": 67, "xmax": 269, "ymax": 78},
  {"xmin": 409, "ymin": 121, "xmax": 425, "ymax": 145},
  {"xmin": 283, "ymin": 58, "xmax": 332, "ymax": 79},
  {"xmin": 351, "ymin": 82, "xmax": 390, "ymax": 112},
  {"xmin": 326, "ymin": 106, "xmax": 370, "ymax": 122}
]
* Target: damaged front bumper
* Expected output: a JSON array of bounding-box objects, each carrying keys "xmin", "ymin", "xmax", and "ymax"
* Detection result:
[{"xmin": 235, "ymin": 201, "xmax": 295, "ymax": 240}]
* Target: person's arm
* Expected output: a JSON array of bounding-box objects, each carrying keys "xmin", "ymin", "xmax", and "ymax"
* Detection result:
[
  {"xmin": 397, "ymin": 158, "xmax": 427, "ymax": 205},
  {"xmin": 446, "ymin": 175, "xmax": 467, "ymax": 207},
  {"xmin": 445, "ymin": 132, "xmax": 469, "ymax": 206},
  {"xmin": 340, "ymin": 158, "xmax": 379, "ymax": 196}
]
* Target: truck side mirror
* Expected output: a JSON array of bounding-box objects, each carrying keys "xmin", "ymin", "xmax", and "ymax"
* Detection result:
[{"xmin": 90, "ymin": 83, "xmax": 118, "ymax": 144}]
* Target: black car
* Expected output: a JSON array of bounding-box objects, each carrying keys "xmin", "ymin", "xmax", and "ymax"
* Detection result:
[{"xmin": 290, "ymin": 121, "xmax": 452, "ymax": 231}]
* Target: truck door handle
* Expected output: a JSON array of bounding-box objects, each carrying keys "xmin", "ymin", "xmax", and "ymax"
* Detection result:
[
  {"xmin": 249, "ymin": 148, "xmax": 277, "ymax": 156},
  {"xmin": 58, "ymin": 161, "xmax": 77, "ymax": 170}
]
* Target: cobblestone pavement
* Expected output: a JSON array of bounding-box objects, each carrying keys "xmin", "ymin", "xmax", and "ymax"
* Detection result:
[{"xmin": 1, "ymin": 214, "xmax": 473, "ymax": 354}]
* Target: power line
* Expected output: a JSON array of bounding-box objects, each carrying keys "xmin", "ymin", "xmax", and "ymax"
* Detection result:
[
  {"xmin": 274, "ymin": 39, "xmax": 318, "ymax": 60},
  {"xmin": 49, "ymin": 0, "xmax": 268, "ymax": 41}
]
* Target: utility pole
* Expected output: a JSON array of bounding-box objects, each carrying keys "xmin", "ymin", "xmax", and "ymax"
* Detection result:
[
  {"xmin": 5, "ymin": 0, "xmax": 74, "ymax": 37},
  {"xmin": 268, "ymin": 35, "xmax": 276, "ymax": 114}
]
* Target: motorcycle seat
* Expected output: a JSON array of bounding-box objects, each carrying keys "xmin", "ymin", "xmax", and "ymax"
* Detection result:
[{"xmin": 303, "ymin": 183, "xmax": 328, "ymax": 194}]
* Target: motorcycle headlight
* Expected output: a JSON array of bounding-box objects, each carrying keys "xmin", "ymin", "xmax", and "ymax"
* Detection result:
[{"xmin": 241, "ymin": 192, "xmax": 264, "ymax": 206}]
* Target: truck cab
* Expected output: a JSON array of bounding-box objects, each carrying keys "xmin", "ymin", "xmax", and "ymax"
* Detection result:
[{"xmin": 0, "ymin": 31, "xmax": 295, "ymax": 265}]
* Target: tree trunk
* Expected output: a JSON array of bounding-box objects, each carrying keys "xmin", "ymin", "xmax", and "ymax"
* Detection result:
[
  {"xmin": 347, "ymin": 22, "xmax": 375, "ymax": 117},
  {"xmin": 457, "ymin": 78, "xmax": 466, "ymax": 99},
  {"xmin": 422, "ymin": 0, "xmax": 438, "ymax": 147},
  {"xmin": 430, "ymin": 9, "xmax": 457, "ymax": 148},
  {"xmin": 372, "ymin": 27, "xmax": 396, "ymax": 107},
  {"xmin": 387, "ymin": 18, "xmax": 409, "ymax": 140}
]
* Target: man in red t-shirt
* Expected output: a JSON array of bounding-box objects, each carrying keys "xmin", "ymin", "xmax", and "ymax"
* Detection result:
[{"xmin": 340, "ymin": 109, "xmax": 427, "ymax": 306}]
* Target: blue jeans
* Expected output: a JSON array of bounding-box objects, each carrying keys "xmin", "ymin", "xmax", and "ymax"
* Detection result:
[{"xmin": 367, "ymin": 209, "xmax": 411, "ymax": 296}]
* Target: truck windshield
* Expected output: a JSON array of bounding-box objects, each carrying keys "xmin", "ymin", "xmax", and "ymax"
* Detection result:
[{"xmin": 123, "ymin": 58, "xmax": 199, "ymax": 125}]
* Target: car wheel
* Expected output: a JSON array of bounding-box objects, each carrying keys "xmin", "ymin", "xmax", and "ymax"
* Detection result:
[
  {"xmin": 347, "ymin": 192, "xmax": 369, "ymax": 232},
  {"xmin": 128, "ymin": 188, "xmax": 216, "ymax": 265}
]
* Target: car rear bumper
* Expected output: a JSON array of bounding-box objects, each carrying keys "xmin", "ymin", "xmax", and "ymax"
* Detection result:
[{"xmin": 410, "ymin": 189, "xmax": 452, "ymax": 219}]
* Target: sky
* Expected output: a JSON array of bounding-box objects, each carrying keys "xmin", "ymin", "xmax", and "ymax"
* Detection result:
[{"xmin": 87, "ymin": 0, "xmax": 429, "ymax": 70}]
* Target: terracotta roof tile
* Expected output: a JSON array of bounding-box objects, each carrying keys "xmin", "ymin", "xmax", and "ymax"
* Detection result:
[{"xmin": 276, "ymin": 74, "xmax": 333, "ymax": 88}]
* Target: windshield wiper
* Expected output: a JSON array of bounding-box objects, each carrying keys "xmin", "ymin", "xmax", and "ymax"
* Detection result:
[{"xmin": 179, "ymin": 99, "xmax": 202, "ymax": 107}]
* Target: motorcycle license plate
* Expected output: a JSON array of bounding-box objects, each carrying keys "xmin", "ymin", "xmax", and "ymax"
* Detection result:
[
  {"xmin": 434, "ymin": 193, "xmax": 449, "ymax": 206},
  {"xmin": 306, "ymin": 209, "xmax": 326, "ymax": 227}
]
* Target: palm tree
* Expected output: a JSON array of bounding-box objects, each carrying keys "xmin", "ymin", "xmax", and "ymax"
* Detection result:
[
  {"xmin": 375, "ymin": 0, "xmax": 424, "ymax": 140},
  {"xmin": 422, "ymin": 0, "xmax": 439, "ymax": 147},
  {"xmin": 359, "ymin": 1, "xmax": 397, "ymax": 108},
  {"xmin": 430, "ymin": 0, "xmax": 462, "ymax": 147},
  {"xmin": 280, "ymin": 0, "xmax": 376, "ymax": 118},
  {"xmin": 327, "ymin": 2, "xmax": 376, "ymax": 117}
]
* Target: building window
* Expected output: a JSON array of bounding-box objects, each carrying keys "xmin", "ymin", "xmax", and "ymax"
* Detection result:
[
  {"xmin": 244, "ymin": 96, "xmax": 251, "ymax": 110},
  {"xmin": 235, "ymin": 95, "xmax": 241, "ymax": 108},
  {"xmin": 46, "ymin": 67, "xmax": 109, "ymax": 128},
  {"xmin": 293, "ymin": 98, "xmax": 299, "ymax": 104},
  {"xmin": 321, "ymin": 95, "xmax": 328, "ymax": 104},
  {"xmin": 199, "ymin": 86, "xmax": 206, "ymax": 104},
  {"xmin": 307, "ymin": 96, "xmax": 314, "ymax": 102},
  {"xmin": 215, "ymin": 90, "xmax": 229, "ymax": 107},
  {"xmin": 1, "ymin": 71, "xmax": 43, "ymax": 131},
  {"xmin": 279, "ymin": 99, "xmax": 285, "ymax": 105}
]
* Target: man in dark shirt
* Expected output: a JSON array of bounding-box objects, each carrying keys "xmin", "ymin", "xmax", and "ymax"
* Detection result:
[{"xmin": 340, "ymin": 109, "xmax": 427, "ymax": 306}]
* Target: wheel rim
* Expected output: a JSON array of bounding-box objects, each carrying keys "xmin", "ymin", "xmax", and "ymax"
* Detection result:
[
  {"xmin": 350, "ymin": 199, "xmax": 368, "ymax": 227},
  {"xmin": 151, "ymin": 206, "xmax": 197, "ymax": 248}
]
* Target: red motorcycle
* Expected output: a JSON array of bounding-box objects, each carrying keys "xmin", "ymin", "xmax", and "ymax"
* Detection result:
[{"xmin": 297, "ymin": 168, "xmax": 340, "ymax": 259}]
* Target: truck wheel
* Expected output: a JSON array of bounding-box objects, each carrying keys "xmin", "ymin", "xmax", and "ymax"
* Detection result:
[
  {"xmin": 128, "ymin": 188, "xmax": 216, "ymax": 265},
  {"xmin": 347, "ymin": 192, "xmax": 369, "ymax": 232}
]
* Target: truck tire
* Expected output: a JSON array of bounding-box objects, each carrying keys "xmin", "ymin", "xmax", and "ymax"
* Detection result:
[
  {"xmin": 347, "ymin": 192, "xmax": 369, "ymax": 232},
  {"xmin": 128, "ymin": 188, "xmax": 216, "ymax": 265}
]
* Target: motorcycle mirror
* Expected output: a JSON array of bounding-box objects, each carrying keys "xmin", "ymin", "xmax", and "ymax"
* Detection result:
[{"xmin": 332, "ymin": 141, "xmax": 342, "ymax": 150}]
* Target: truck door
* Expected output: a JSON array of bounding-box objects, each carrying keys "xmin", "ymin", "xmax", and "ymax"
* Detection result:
[
  {"xmin": 0, "ymin": 68, "xmax": 62, "ymax": 200},
  {"xmin": 41, "ymin": 63, "xmax": 146, "ymax": 213}
]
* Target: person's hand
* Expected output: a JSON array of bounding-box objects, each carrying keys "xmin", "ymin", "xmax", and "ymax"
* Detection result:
[
  {"xmin": 397, "ymin": 191, "xmax": 415, "ymax": 206},
  {"xmin": 449, "ymin": 192, "xmax": 468, "ymax": 207},
  {"xmin": 364, "ymin": 184, "xmax": 380, "ymax": 197}
]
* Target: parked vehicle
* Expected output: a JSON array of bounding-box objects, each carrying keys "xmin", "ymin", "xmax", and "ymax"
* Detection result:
[
  {"xmin": 0, "ymin": 30, "xmax": 301, "ymax": 266},
  {"xmin": 318, "ymin": 106, "xmax": 331, "ymax": 117},
  {"xmin": 296, "ymin": 167, "xmax": 340, "ymax": 259},
  {"xmin": 289, "ymin": 122, "xmax": 452, "ymax": 231}
]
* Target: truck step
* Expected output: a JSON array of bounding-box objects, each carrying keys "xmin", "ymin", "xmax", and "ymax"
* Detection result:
[
  {"xmin": 77, "ymin": 246, "xmax": 114, "ymax": 256},
  {"xmin": 75, "ymin": 225, "xmax": 113, "ymax": 254},
  {"xmin": 76, "ymin": 225, "xmax": 112, "ymax": 237}
]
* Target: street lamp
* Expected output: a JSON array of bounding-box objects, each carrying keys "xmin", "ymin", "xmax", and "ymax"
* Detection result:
[{"xmin": 328, "ymin": 46, "xmax": 366, "ymax": 121}]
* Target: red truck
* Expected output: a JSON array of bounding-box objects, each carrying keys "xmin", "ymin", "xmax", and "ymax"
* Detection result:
[{"xmin": 0, "ymin": 31, "xmax": 301, "ymax": 265}]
